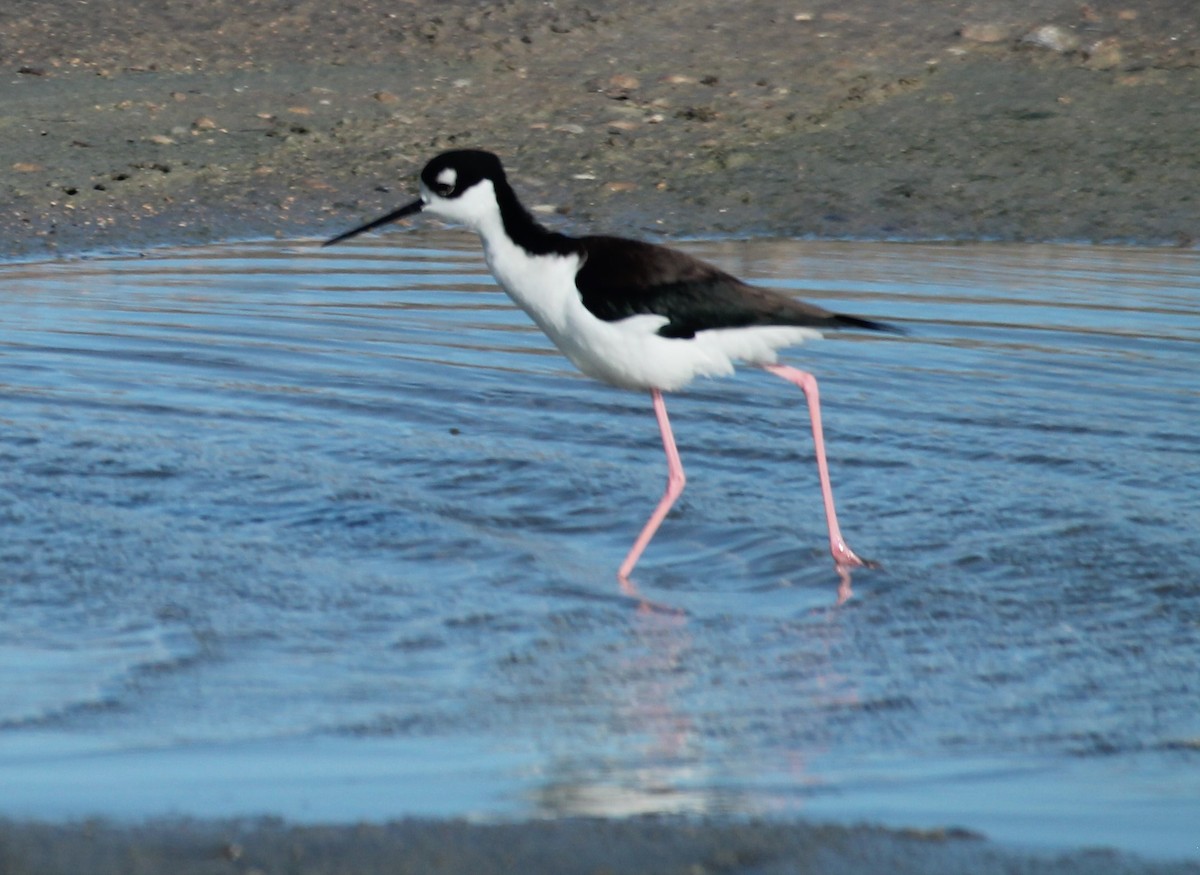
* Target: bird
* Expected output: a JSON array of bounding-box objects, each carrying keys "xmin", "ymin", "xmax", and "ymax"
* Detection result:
[{"xmin": 324, "ymin": 149, "xmax": 897, "ymax": 584}]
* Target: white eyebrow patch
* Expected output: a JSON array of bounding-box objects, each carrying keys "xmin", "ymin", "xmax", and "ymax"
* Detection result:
[{"xmin": 436, "ymin": 167, "xmax": 457, "ymax": 188}]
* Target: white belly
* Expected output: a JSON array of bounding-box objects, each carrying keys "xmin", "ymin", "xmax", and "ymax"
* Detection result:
[{"xmin": 555, "ymin": 313, "xmax": 823, "ymax": 392}]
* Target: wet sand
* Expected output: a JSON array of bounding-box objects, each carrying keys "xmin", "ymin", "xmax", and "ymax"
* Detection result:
[
  {"xmin": 3, "ymin": 815, "xmax": 1197, "ymax": 875},
  {"xmin": 2, "ymin": 1, "xmax": 1197, "ymax": 871}
]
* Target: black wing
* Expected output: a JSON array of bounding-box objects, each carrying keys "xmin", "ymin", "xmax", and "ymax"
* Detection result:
[{"xmin": 574, "ymin": 236, "xmax": 896, "ymax": 339}]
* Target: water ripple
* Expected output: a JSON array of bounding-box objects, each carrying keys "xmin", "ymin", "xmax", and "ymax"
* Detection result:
[{"xmin": 1, "ymin": 235, "xmax": 1197, "ymax": 856}]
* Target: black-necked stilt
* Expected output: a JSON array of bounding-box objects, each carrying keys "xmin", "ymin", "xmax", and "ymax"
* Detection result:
[{"xmin": 325, "ymin": 149, "xmax": 898, "ymax": 584}]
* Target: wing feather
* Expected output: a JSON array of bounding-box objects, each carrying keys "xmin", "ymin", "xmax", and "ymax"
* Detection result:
[{"xmin": 574, "ymin": 236, "xmax": 896, "ymax": 339}]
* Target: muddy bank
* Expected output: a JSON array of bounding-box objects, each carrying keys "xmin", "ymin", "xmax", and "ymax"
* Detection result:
[
  {"xmin": 2, "ymin": 0, "xmax": 1197, "ymax": 258},
  {"xmin": 3, "ymin": 816, "xmax": 1197, "ymax": 875}
]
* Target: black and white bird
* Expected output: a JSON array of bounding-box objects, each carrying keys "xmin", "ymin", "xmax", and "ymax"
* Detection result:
[{"xmin": 325, "ymin": 149, "xmax": 897, "ymax": 583}]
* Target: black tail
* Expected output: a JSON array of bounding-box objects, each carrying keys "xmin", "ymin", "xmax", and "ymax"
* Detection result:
[{"xmin": 830, "ymin": 313, "xmax": 905, "ymax": 334}]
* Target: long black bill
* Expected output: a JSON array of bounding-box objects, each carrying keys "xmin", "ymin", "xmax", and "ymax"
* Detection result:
[{"xmin": 322, "ymin": 198, "xmax": 424, "ymax": 247}]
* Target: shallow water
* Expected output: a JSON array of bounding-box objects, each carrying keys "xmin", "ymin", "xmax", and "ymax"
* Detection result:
[{"xmin": 1, "ymin": 234, "xmax": 1197, "ymax": 859}]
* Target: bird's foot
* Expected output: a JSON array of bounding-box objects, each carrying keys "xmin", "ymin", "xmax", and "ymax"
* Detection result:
[
  {"xmin": 831, "ymin": 538, "xmax": 879, "ymax": 571},
  {"xmin": 618, "ymin": 572, "xmax": 686, "ymax": 616},
  {"xmin": 831, "ymin": 539, "xmax": 880, "ymax": 605}
]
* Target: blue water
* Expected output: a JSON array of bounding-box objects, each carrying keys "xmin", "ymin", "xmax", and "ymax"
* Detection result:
[{"xmin": 1, "ymin": 235, "xmax": 1197, "ymax": 859}]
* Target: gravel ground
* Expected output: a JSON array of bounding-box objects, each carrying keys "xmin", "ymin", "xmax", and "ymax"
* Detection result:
[{"xmin": 1, "ymin": 0, "xmax": 1197, "ymax": 258}]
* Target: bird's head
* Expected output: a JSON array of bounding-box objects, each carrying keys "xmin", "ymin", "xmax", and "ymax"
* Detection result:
[{"xmin": 324, "ymin": 149, "xmax": 507, "ymax": 246}]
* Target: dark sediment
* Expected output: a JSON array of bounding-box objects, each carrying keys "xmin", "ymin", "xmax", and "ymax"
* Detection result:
[
  {"xmin": 1, "ymin": 0, "xmax": 1197, "ymax": 258},
  {"xmin": 3, "ymin": 816, "xmax": 1197, "ymax": 875}
]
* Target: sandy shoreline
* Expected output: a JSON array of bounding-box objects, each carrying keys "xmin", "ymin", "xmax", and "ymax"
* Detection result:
[
  {"xmin": 2, "ymin": 2, "xmax": 1197, "ymax": 871},
  {"xmin": 2, "ymin": 0, "xmax": 1197, "ymax": 259},
  {"xmin": 3, "ymin": 815, "xmax": 1197, "ymax": 875}
]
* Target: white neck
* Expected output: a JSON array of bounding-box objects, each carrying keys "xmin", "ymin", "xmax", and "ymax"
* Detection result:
[
  {"xmin": 478, "ymin": 221, "xmax": 581, "ymax": 333},
  {"xmin": 425, "ymin": 179, "xmax": 584, "ymax": 339}
]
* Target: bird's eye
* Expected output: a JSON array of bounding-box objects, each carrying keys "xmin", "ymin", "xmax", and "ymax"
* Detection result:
[{"xmin": 434, "ymin": 182, "xmax": 454, "ymax": 196}]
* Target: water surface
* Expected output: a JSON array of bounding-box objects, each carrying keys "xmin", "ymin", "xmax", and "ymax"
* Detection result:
[{"xmin": 1, "ymin": 235, "xmax": 1197, "ymax": 858}]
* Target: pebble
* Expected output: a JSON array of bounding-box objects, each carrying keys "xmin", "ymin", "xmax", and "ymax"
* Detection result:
[
  {"xmin": 604, "ymin": 181, "xmax": 637, "ymax": 193},
  {"xmin": 148, "ymin": 134, "xmax": 175, "ymax": 145},
  {"xmin": 587, "ymin": 73, "xmax": 640, "ymax": 100},
  {"xmin": 959, "ymin": 23, "xmax": 1008, "ymax": 44},
  {"xmin": 1084, "ymin": 38, "xmax": 1122, "ymax": 70},
  {"xmin": 1020, "ymin": 24, "xmax": 1080, "ymax": 53},
  {"xmin": 12, "ymin": 162, "xmax": 43, "ymax": 173},
  {"xmin": 606, "ymin": 102, "xmax": 644, "ymax": 118},
  {"xmin": 553, "ymin": 123, "xmax": 585, "ymax": 134},
  {"xmin": 723, "ymin": 151, "xmax": 753, "ymax": 170}
]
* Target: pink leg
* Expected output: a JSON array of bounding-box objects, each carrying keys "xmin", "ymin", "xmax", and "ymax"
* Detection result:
[
  {"xmin": 762, "ymin": 363, "xmax": 872, "ymax": 570},
  {"xmin": 618, "ymin": 389, "xmax": 686, "ymax": 580}
]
